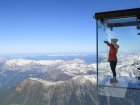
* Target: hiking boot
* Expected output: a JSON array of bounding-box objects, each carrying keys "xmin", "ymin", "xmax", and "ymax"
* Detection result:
[{"xmin": 110, "ymin": 77, "xmax": 118, "ymax": 83}]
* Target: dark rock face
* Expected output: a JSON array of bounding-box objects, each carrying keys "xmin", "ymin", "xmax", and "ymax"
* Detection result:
[{"xmin": 0, "ymin": 77, "xmax": 98, "ymax": 105}]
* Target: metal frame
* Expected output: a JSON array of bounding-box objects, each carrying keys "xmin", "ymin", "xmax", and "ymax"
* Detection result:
[
  {"xmin": 107, "ymin": 21, "xmax": 140, "ymax": 28},
  {"xmin": 95, "ymin": 8, "xmax": 140, "ymax": 20},
  {"xmin": 96, "ymin": 20, "xmax": 98, "ymax": 85}
]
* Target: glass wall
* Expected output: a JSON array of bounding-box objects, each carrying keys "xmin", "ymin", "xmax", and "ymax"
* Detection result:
[{"xmin": 97, "ymin": 17, "xmax": 140, "ymax": 89}]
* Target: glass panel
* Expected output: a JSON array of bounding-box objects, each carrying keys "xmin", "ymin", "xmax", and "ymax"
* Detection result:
[
  {"xmin": 98, "ymin": 17, "xmax": 140, "ymax": 89},
  {"xmin": 98, "ymin": 20, "xmax": 111, "ymax": 86}
]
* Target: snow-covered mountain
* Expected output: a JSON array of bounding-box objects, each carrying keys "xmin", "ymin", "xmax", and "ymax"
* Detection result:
[
  {"xmin": 1, "ymin": 53, "xmax": 140, "ymax": 90},
  {"xmin": 1, "ymin": 53, "xmax": 140, "ymax": 105},
  {"xmin": 0, "ymin": 75, "xmax": 97, "ymax": 105},
  {"xmin": 0, "ymin": 57, "xmax": 96, "ymax": 89},
  {"xmin": 99, "ymin": 54, "xmax": 140, "ymax": 78},
  {"xmin": 0, "ymin": 55, "xmax": 98, "ymax": 105}
]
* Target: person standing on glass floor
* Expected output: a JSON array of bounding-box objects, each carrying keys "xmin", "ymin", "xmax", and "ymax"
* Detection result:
[{"xmin": 104, "ymin": 38, "xmax": 119, "ymax": 83}]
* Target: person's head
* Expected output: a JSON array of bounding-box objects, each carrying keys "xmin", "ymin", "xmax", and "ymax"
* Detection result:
[{"xmin": 111, "ymin": 38, "xmax": 118, "ymax": 45}]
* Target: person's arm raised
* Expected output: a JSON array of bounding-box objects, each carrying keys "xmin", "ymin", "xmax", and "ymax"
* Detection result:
[{"xmin": 104, "ymin": 41, "xmax": 112, "ymax": 47}]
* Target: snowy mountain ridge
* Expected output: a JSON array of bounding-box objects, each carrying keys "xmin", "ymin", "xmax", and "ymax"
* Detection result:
[
  {"xmin": 0, "ymin": 57, "xmax": 96, "ymax": 89},
  {"xmin": 28, "ymin": 75, "xmax": 97, "ymax": 87},
  {"xmin": 0, "ymin": 57, "xmax": 96, "ymax": 75},
  {"xmin": 99, "ymin": 54, "xmax": 140, "ymax": 78}
]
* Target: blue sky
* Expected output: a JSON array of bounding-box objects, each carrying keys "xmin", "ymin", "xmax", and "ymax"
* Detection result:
[{"xmin": 0, "ymin": 0, "xmax": 140, "ymax": 54}]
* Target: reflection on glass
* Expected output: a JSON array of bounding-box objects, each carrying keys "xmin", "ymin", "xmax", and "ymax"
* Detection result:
[{"xmin": 98, "ymin": 17, "xmax": 140, "ymax": 89}]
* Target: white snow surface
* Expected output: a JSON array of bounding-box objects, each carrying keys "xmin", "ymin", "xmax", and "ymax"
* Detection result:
[
  {"xmin": 29, "ymin": 74, "xmax": 97, "ymax": 86},
  {"xmin": 0, "ymin": 57, "xmax": 96, "ymax": 76},
  {"xmin": 99, "ymin": 54, "xmax": 140, "ymax": 78}
]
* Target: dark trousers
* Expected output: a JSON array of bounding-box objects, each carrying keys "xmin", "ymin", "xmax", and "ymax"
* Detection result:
[{"xmin": 110, "ymin": 60, "xmax": 117, "ymax": 77}]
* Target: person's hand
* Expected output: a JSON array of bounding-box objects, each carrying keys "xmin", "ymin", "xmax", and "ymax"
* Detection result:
[{"xmin": 104, "ymin": 41, "xmax": 108, "ymax": 43}]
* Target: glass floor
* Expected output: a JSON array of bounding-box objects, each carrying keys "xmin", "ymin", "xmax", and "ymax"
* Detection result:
[{"xmin": 99, "ymin": 75, "xmax": 140, "ymax": 89}]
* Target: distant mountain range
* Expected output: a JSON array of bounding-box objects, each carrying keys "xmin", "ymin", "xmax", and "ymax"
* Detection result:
[
  {"xmin": 0, "ymin": 57, "xmax": 96, "ymax": 89},
  {"xmin": 1, "ymin": 53, "xmax": 140, "ymax": 105},
  {"xmin": 1, "ymin": 53, "xmax": 104, "ymax": 64},
  {"xmin": 0, "ymin": 55, "xmax": 98, "ymax": 105}
]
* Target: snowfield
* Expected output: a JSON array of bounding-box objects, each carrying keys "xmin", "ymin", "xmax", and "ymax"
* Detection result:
[
  {"xmin": 0, "ymin": 57, "xmax": 96, "ymax": 75},
  {"xmin": 98, "ymin": 54, "xmax": 140, "ymax": 80},
  {"xmin": 0, "ymin": 56, "xmax": 96, "ymax": 88}
]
